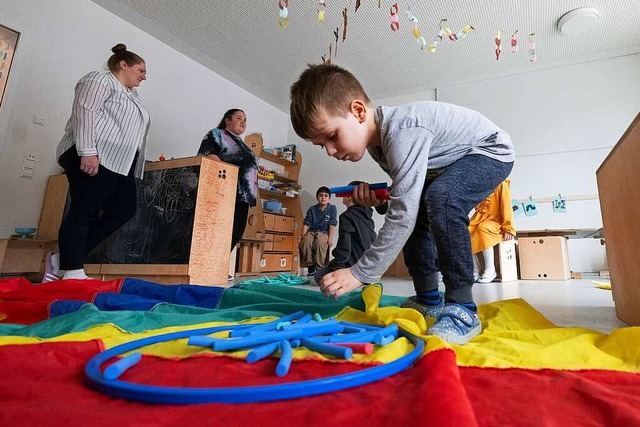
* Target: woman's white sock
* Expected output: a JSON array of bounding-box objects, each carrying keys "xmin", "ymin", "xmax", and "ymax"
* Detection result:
[{"xmin": 62, "ymin": 269, "xmax": 90, "ymax": 280}]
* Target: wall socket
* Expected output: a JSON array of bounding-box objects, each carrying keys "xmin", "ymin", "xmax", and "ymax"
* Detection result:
[{"xmin": 21, "ymin": 153, "xmax": 36, "ymax": 178}]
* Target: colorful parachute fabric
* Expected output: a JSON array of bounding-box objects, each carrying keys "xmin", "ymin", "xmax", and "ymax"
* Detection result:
[{"xmin": 0, "ymin": 277, "xmax": 639, "ymax": 426}]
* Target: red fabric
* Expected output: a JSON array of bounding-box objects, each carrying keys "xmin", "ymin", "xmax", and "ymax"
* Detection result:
[
  {"xmin": 461, "ymin": 366, "xmax": 640, "ymax": 426},
  {"xmin": 0, "ymin": 341, "xmax": 476, "ymax": 426},
  {"xmin": 0, "ymin": 278, "xmax": 122, "ymax": 324}
]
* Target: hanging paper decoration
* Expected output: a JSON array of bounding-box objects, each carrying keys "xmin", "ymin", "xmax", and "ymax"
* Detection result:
[
  {"xmin": 528, "ymin": 33, "xmax": 537, "ymax": 62},
  {"xmin": 427, "ymin": 19, "xmax": 473, "ymax": 52},
  {"xmin": 523, "ymin": 197, "xmax": 538, "ymax": 217},
  {"xmin": 389, "ymin": 3, "xmax": 400, "ymax": 32},
  {"xmin": 318, "ymin": 0, "xmax": 326, "ymax": 22},
  {"xmin": 553, "ymin": 195, "xmax": 567, "ymax": 213},
  {"xmin": 440, "ymin": 19, "xmax": 456, "ymax": 40},
  {"xmin": 333, "ymin": 28, "xmax": 339, "ymax": 56},
  {"xmin": 322, "ymin": 43, "xmax": 333, "ymax": 65},
  {"xmin": 512, "ymin": 200, "xmax": 524, "ymax": 217},
  {"xmin": 342, "ymin": 7, "xmax": 348, "ymax": 41},
  {"xmin": 405, "ymin": 8, "xmax": 427, "ymax": 50},
  {"xmin": 455, "ymin": 24, "xmax": 474, "ymax": 40},
  {"xmin": 494, "ymin": 29, "xmax": 502, "ymax": 60},
  {"xmin": 355, "ymin": 0, "xmax": 362, "ymax": 12},
  {"xmin": 278, "ymin": 0, "xmax": 289, "ymax": 28},
  {"xmin": 511, "ymin": 30, "xmax": 519, "ymax": 53},
  {"xmin": 427, "ymin": 22, "xmax": 445, "ymax": 52}
]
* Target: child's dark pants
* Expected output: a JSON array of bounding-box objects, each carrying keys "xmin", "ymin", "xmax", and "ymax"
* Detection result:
[{"xmin": 402, "ymin": 154, "xmax": 513, "ymax": 304}]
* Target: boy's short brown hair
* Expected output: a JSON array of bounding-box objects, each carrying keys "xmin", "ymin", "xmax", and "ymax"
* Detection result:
[{"xmin": 290, "ymin": 64, "xmax": 371, "ymax": 140}]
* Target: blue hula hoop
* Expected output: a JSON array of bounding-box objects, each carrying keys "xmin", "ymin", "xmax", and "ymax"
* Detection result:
[{"xmin": 84, "ymin": 323, "xmax": 425, "ymax": 404}]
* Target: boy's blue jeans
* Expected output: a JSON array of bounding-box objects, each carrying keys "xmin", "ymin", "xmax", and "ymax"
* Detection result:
[{"xmin": 402, "ymin": 154, "xmax": 513, "ymax": 304}]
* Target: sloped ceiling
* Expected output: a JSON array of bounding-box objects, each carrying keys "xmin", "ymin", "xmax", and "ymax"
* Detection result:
[{"xmin": 92, "ymin": 0, "xmax": 640, "ymax": 111}]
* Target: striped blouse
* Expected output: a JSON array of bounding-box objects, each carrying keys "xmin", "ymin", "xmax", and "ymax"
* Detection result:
[{"xmin": 56, "ymin": 71, "xmax": 151, "ymax": 178}]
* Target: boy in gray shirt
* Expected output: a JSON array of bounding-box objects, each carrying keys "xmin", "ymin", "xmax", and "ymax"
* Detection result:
[{"xmin": 290, "ymin": 64, "xmax": 514, "ymax": 345}]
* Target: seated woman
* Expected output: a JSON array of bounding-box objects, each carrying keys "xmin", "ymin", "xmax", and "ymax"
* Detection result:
[{"xmin": 468, "ymin": 179, "xmax": 516, "ymax": 283}]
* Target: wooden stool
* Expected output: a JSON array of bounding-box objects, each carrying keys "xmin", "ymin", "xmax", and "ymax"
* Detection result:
[
  {"xmin": 236, "ymin": 238, "xmax": 265, "ymax": 275},
  {"xmin": 495, "ymin": 240, "xmax": 518, "ymax": 282}
]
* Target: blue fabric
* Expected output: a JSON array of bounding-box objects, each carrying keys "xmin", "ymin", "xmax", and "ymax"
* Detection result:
[
  {"xmin": 93, "ymin": 292, "xmax": 163, "ymax": 311},
  {"xmin": 49, "ymin": 300, "xmax": 90, "ymax": 318},
  {"xmin": 120, "ymin": 278, "xmax": 225, "ymax": 308}
]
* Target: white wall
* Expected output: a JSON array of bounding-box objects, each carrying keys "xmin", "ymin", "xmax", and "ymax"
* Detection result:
[
  {"xmin": 436, "ymin": 54, "xmax": 640, "ymax": 232},
  {"xmin": 0, "ymin": 0, "xmax": 289, "ymax": 236}
]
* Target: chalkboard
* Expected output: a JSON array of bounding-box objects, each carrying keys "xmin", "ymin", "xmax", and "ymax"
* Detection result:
[{"xmin": 86, "ymin": 165, "xmax": 200, "ymax": 264}]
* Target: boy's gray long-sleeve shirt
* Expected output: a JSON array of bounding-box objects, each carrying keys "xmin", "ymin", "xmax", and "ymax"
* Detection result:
[{"xmin": 350, "ymin": 101, "xmax": 515, "ymax": 284}]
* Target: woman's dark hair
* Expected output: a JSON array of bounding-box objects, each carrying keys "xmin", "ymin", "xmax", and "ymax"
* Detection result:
[
  {"xmin": 107, "ymin": 43, "xmax": 144, "ymax": 72},
  {"xmin": 217, "ymin": 109, "xmax": 245, "ymax": 129},
  {"xmin": 316, "ymin": 186, "xmax": 331, "ymax": 198}
]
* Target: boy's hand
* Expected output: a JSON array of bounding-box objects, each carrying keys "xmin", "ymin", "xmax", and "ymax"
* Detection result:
[
  {"xmin": 353, "ymin": 183, "xmax": 386, "ymax": 207},
  {"xmin": 319, "ymin": 268, "xmax": 363, "ymax": 300}
]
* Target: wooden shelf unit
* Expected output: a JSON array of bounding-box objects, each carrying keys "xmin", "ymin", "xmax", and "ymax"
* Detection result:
[{"xmin": 238, "ymin": 133, "xmax": 303, "ymax": 275}]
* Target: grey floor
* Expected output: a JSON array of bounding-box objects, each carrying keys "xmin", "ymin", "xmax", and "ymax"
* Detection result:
[{"xmin": 272, "ymin": 275, "xmax": 629, "ymax": 334}]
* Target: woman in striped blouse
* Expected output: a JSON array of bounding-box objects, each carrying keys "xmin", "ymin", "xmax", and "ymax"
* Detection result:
[{"xmin": 45, "ymin": 44, "xmax": 150, "ymax": 281}]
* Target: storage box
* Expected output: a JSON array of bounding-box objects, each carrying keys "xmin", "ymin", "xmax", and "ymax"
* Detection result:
[{"xmin": 518, "ymin": 236, "xmax": 571, "ymax": 280}]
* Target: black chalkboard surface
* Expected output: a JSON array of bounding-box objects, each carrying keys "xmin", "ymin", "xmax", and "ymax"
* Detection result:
[{"xmin": 86, "ymin": 165, "xmax": 201, "ymax": 264}]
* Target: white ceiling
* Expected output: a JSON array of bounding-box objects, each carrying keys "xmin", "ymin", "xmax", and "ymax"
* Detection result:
[{"xmin": 92, "ymin": 0, "xmax": 640, "ymax": 111}]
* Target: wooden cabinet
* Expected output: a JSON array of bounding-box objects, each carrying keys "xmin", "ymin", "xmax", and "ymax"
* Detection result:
[{"xmin": 237, "ymin": 133, "xmax": 303, "ymax": 275}]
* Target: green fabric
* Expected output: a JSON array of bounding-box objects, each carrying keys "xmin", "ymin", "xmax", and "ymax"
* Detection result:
[{"xmin": 0, "ymin": 283, "xmax": 406, "ymax": 339}]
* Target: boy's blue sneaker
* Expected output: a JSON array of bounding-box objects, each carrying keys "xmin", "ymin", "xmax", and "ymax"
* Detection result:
[
  {"xmin": 401, "ymin": 295, "xmax": 444, "ymax": 318},
  {"xmin": 427, "ymin": 303, "xmax": 482, "ymax": 345}
]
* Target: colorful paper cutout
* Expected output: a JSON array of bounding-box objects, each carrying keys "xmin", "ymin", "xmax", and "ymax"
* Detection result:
[
  {"xmin": 512, "ymin": 200, "xmax": 524, "ymax": 217},
  {"xmin": 495, "ymin": 29, "xmax": 502, "ymax": 60},
  {"xmin": 318, "ymin": 0, "xmax": 326, "ymax": 22},
  {"xmin": 511, "ymin": 30, "xmax": 519, "ymax": 53},
  {"xmin": 405, "ymin": 8, "xmax": 427, "ymax": 50},
  {"xmin": 278, "ymin": 0, "xmax": 289, "ymax": 28},
  {"xmin": 553, "ymin": 195, "xmax": 567, "ymax": 213},
  {"xmin": 389, "ymin": 3, "xmax": 400, "ymax": 32},
  {"xmin": 528, "ymin": 33, "xmax": 537, "ymax": 62},
  {"xmin": 523, "ymin": 198, "xmax": 538, "ymax": 217},
  {"xmin": 428, "ymin": 19, "xmax": 474, "ymax": 52}
]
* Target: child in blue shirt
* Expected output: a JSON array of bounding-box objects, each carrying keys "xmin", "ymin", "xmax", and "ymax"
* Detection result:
[
  {"xmin": 290, "ymin": 64, "xmax": 514, "ymax": 344},
  {"xmin": 299, "ymin": 186, "xmax": 337, "ymax": 275}
]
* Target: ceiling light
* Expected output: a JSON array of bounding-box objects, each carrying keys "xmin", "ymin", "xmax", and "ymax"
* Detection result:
[{"xmin": 558, "ymin": 8, "xmax": 600, "ymax": 35}]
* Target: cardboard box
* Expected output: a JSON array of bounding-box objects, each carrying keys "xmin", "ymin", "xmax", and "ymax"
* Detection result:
[{"xmin": 518, "ymin": 236, "xmax": 571, "ymax": 280}]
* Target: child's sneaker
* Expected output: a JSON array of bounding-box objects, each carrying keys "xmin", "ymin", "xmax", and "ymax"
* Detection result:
[
  {"xmin": 427, "ymin": 303, "xmax": 482, "ymax": 345},
  {"xmin": 401, "ymin": 295, "xmax": 444, "ymax": 318}
]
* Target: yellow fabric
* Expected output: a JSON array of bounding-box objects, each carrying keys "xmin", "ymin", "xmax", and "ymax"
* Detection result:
[
  {"xmin": 2, "ymin": 287, "xmax": 638, "ymax": 373},
  {"xmin": 468, "ymin": 180, "xmax": 516, "ymax": 253}
]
